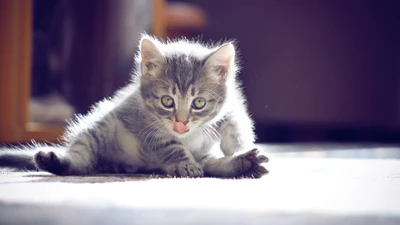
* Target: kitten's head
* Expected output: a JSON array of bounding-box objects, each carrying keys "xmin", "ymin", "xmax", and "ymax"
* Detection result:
[{"xmin": 138, "ymin": 36, "xmax": 237, "ymax": 138}]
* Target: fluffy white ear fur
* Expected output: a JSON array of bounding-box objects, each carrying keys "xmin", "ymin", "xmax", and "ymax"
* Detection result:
[
  {"xmin": 205, "ymin": 43, "xmax": 235, "ymax": 80},
  {"xmin": 140, "ymin": 38, "xmax": 163, "ymax": 76}
]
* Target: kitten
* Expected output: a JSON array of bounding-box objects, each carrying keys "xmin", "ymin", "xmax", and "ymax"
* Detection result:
[{"xmin": 0, "ymin": 35, "xmax": 269, "ymax": 178}]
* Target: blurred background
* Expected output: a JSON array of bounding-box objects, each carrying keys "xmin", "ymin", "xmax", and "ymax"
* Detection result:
[{"xmin": 1, "ymin": 0, "xmax": 399, "ymax": 143}]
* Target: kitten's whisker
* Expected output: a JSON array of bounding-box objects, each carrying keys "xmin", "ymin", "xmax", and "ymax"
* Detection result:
[
  {"xmin": 138, "ymin": 120, "xmax": 162, "ymax": 139},
  {"xmin": 201, "ymin": 127, "xmax": 214, "ymax": 142},
  {"xmin": 194, "ymin": 76, "xmax": 209, "ymax": 84},
  {"xmin": 155, "ymin": 79, "xmax": 172, "ymax": 87},
  {"xmin": 206, "ymin": 124, "xmax": 221, "ymax": 140},
  {"xmin": 197, "ymin": 81, "xmax": 221, "ymax": 86},
  {"xmin": 142, "ymin": 121, "xmax": 165, "ymax": 145},
  {"xmin": 208, "ymin": 123, "xmax": 221, "ymax": 134},
  {"xmin": 200, "ymin": 129, "xmax": 210, "ymax": 142},
  {"xmin": 204, "ymin": 90, "xmax": 223, "ymax": 101},
  {"xmin": 208, "ymin": 129, "xmax": 220, "ymax": 141},
  {"xmin": 146, "ymin": 123, "xmax": 164, "ymax": 140},
  {"xmin": 202, "ymin": 125, "xmax": 218, "ymax": 141},
  {"xmin": 148, "ymin": 124, "xmax": 165, "ymax": 147}
]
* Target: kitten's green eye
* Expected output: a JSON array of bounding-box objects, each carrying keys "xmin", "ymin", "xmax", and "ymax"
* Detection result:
[
  {"xmin": 161, "ymin": 96, "xmax": 174, "ymax": 108},
  {"xmin": 192, "ymin": 97, "xmax": 206, "ymax": 109}
]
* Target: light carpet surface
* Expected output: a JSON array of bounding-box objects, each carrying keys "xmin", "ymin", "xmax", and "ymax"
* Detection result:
[{"xmin": 0, "ymin": 144, "xmax": 400, "ymax": 225}]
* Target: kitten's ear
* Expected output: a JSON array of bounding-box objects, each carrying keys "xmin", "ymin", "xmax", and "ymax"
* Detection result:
[
  {"xmin": 205, "ymin": 43, "xmax": 235, "ymax": 80},
  {"xmin": 140, "ymin": 38, "xmax": 163, "ymax": 76}
]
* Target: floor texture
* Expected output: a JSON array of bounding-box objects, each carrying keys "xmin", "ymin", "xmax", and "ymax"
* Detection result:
[{"xmin": 1, "ymin": 143, "xmax": 400, "ymax": 225}]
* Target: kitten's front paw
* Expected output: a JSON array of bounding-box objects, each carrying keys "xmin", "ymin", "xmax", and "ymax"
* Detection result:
[
  {"xmin": 34, "ymin": 151, "xmax": 67, "ymax": 175},
  {"xmin": 166, "ymin": 161, "xmax": 204, "ymax": 178},
  {"xmin": 237, "ymin": 148, "xmax": 269, "ymax": 178}
]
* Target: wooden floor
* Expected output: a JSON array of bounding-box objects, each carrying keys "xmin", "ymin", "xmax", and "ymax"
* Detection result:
[{"xmin": 0, "ymin": 143, "xmax": 400, "ymax": 225}]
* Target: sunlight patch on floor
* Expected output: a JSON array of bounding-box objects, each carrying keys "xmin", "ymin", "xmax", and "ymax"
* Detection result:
[{"xmin": 1, "ymin": 157, "xmax": 399, "ymax": 216}]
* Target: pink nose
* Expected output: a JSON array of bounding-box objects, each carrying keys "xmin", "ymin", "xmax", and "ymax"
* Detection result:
[{"xmin": 173, "ymin": 121, "xmax": 189, "ymax": 134}]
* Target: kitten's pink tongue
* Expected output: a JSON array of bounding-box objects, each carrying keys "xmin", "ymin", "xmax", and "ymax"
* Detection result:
[{"xmin": 173, "ymin": 122, "xmax": 188, "ymax": 134}]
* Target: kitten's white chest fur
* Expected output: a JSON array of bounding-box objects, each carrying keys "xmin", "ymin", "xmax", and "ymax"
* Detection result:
[
  {"xmin": 181, "ymin": 130, "xmax": 222, "ymax": 160},
  {"xmin": 182, "ymin": 134, "xmax": 208, "ymax": 152}
]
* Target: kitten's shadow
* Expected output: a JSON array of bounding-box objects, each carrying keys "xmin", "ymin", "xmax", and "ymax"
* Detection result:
[
  {"xmin": 1, "ymin": 170, "xmax": 252, "ymax": 184},
  {"xmin": 0, "ymin": 171, "xmax": 165, "ymax": 184},
  {"xmin": 24, "ymin": 173, "xmax": 167, "ymax": 183}
]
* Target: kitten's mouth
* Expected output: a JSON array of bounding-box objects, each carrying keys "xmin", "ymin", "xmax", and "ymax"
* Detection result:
[{"xmin": 173, "ymin": 121, "xmax": 189, "ymax": 134}]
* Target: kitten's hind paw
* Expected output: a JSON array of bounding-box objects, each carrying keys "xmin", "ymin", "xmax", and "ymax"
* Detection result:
[
  {"xmin": 34, "ymin": 151, "xmax": 69, "ymax": 175},
  {"xmin": 238, "ymin": 148, "xmax": 269, "ymax": 178}
]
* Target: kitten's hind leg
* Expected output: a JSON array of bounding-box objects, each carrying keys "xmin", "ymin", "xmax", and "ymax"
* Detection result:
[
  {"xmin": 203, "ymin": 148, "xmax": 269, "ymax": 178},
  {"xmin": 34, "ymin": 145, "xmax": 93, "ymax": 175},
  {"xmin": 34, "ymin": 150, "xmax": 70, "ymax": 175}
]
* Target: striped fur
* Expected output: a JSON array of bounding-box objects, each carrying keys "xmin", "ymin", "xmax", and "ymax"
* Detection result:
[{"xmin": 0, "ymin": 35, "xmax": 268, "ymax": 178}]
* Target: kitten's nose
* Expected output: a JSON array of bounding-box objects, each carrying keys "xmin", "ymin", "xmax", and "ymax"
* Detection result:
[
  {"xmin": 175, "ymin": 109, "xmax": 189, "ymax": 125},
  {"xmin": 175, "ymin": 119, "xmax": 188, "ymax": 125}
]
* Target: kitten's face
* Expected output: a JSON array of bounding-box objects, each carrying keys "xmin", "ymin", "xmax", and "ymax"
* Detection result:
[
  {"xmin": 141, "ymin": 58, "xmax": 226, "ymax": 138},
  {"xmin": 139, "ymin": 37, "xmax": 235, "ymax": 138}
]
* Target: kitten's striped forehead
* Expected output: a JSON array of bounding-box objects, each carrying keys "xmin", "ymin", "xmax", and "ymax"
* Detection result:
[
  {"xmin": 164, "ymin": 55, "xmax": 204, "ymax": 94},
  {"xmin": 172, "ymin": 84, "xmax": 196, "ymax": 97},
  {"xmin": 170, "ymin": 84, "xmax": 197, "ymax": 110}
]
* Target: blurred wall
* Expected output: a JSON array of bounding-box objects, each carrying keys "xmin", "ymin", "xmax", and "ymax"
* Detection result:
[
  {"xmin": 170, "ymin": 0, "xmax": 400, "ymax": 141},
  {"xmin": 31, "ymin": 0, "xmax": 152, "ymax": 113}
]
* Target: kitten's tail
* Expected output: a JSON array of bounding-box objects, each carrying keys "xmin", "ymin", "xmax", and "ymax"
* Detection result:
[
  {"xmin": 0, "ymin": 147, "xmax": 38, "ymax": 170},
  {"xmin": 0, "ymin": 148, "xmax": 37, "ymax": 170}
]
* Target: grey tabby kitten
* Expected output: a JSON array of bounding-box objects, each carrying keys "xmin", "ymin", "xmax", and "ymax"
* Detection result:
[{"xmin": 0, "ymin": 35, "xmax": 269, "ymax": 178}]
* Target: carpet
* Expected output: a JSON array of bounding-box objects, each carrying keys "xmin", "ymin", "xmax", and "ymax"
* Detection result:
[{"xmin": 1, "ymin": 143, "xmax": 400, "ymax": 225}]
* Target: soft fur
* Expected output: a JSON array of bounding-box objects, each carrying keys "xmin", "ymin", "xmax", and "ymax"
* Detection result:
[{"xmin": 0, "ymin": 35, "xmax": 268, "ymax": 178}]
